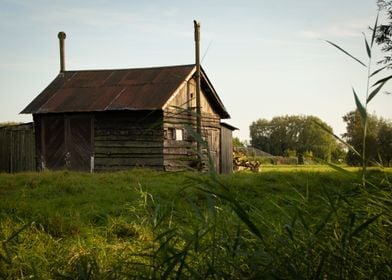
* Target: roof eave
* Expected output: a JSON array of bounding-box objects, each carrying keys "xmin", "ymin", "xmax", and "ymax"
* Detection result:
[{"xmin": 200, "ymin": 67, "xmax": 230, "ymax": 119}]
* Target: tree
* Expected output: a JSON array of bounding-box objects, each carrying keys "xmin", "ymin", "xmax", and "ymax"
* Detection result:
[
  {"xmin": 376, "ymin": 0, "xmax": 392, "ymax": 66},
  {"xmin": 331, "ymin": 142, "xmax": 347, "ymax": 164},
  {"xmin": 342, "ymin": 110, "xmax": 392, "ymax": 166},
  {"xmin": 232, "ymin": 137, "xmax": 246, "ymax": 148},
  {"xmin": 377, "ymin": 119, "xmax": 392, "ymax": 166},
  {"xmin": 342, "ymin": 111, "xmax": 379, "ymax": 165},
  {"xmin": 250, "ymin": 115, "xmax": 336, "ymax": 163},
  {"xmin": 249, "ymin": 118, "xmax": 272, "ymax": 153}
]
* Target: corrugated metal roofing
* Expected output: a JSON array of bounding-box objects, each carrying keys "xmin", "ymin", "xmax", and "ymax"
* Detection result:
[{"xmin": 21, "ymin": 64, "xmax": 230, "ymax": 118}]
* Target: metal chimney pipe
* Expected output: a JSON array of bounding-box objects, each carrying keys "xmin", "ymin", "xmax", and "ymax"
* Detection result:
[
  {"xmin": 194, "ymin": 20, "xmax": 202, "ymax": 170},
  {"xmin": 58, "ymin": 31, "xmax": 66, "ymax": 72}
]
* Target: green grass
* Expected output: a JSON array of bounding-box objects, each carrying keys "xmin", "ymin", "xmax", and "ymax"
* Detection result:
[{"xmin": 0, "ymin": 167, "xmax": 391, "ymax": 279}]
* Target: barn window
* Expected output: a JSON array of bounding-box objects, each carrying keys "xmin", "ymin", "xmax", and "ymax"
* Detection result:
[
  {"xmin": 175, "ymin": 129, "xmax": 183, "ymax": 141},
  {"xmin": 167, "ymin": 128, "xmax": 174, "ymax": 140},
  {"xmin": 166, "ymin": 128, "xmax": 184, "ymax": 140}
]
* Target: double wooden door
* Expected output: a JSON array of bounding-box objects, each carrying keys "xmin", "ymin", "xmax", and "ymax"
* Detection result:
[{"xmin": 40, "ymin": 114, "xmax": 93, "ymax": 171}]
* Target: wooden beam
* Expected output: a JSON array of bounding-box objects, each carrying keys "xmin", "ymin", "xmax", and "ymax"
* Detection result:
[{"xmin": 194, "ymin": 20, "xmax": 202, "ymax": 170}]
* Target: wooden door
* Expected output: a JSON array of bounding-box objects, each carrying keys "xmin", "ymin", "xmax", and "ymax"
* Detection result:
[
  {"xmin": 42, "ymin": 115, "xmax": 66, "ymax": 170},
  {"xmin": 207, "ymin": 129, "xmax": 220, "ymax": 172},
  {"xmin": 41, "ymin": 114, "xmax": 93, "ymax": 171},
  {"xmin": 67, "ymin": 115, "xmax": 93, "ymax": 171}
]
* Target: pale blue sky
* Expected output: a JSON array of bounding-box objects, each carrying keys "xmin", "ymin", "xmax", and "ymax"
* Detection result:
[{"xmin": 0, "ymin": 0, "xmax": 390, "ymax": 140}]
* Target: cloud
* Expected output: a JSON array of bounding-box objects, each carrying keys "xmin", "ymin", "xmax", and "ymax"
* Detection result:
[
  {"xmin": 298, "ymin": 17, "xmax": 373, "ymax": 39},
  {"xmin": 163, "ymin": 7, "xmax": 179, "ymax": 17},
  {"xmin": 30, "ymin": 6, "xmax": 143, "ymax": 28},
  {"xmin": 20, "ymin": 3, "xmax": 191, "ymax": 40}
]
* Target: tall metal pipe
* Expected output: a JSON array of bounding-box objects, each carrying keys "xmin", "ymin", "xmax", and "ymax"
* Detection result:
[
  {"xmin": 58, "ymin": 31, "xmax": 66, "ymax": 73},
  {"xmin": 194, "ymin": 20, "xmax": 202, "ymax": 170}
]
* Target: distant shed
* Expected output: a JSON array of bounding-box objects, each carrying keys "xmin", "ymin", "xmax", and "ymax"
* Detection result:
[
  {"xmin": 0, "ymin": 123, "xmax": 36, "ymax": 173},
  {"xmin": 21, "ymin": 65, "xmax": 235, "ymax": 173},
  {"xmin": 220, "ymin": 122, "xmax": 238, "ymax": 174}
]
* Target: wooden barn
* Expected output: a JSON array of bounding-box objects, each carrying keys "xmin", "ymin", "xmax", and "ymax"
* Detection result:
[
  {"xmin": 21, "ymin": 64, "xmax": 235, "ymax": 172},
  {"xmin": 21, "ymin": 25, "xmax": 236, "ymax": 173}
]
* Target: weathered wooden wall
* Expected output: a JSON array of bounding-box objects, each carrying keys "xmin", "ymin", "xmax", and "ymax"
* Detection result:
[
  {"xmin": 0, "ymin": 123, "xmax": 36, "ymax": 173},
  {"xmin": 220, "ymin": 124, "xmax": 233, "ymax": 174},
  {"xmin": 94, "ymin": 111, "xmax": 164, "ymax": 171},
  {"xmin": 163, "ymin": 79, "xmax": 221, "ymax": 171}
]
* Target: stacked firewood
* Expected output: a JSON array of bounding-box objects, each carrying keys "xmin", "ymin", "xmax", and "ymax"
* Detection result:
[{"xmin": 233, "ymin": 151, "xmax": 261, "ymax": 172}]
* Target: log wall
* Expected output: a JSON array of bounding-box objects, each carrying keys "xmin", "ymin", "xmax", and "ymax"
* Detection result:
[{"xmin": 94, "ymin": 111, "xmax": 164, "ymax": 171}]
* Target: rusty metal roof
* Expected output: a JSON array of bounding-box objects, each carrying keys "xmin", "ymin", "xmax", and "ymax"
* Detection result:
[{"xmin": 21, "ymin": 64, "xmax": 230, "ymax": 118}]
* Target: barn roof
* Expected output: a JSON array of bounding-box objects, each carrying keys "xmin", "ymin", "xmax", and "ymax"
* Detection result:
[{"xmin": 21, "ymin": 64, "xmax": 230, "ymax": 118}]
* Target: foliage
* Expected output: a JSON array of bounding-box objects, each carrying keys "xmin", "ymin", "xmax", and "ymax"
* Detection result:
[
  {"xmin": 330, "ymin": 141, "xmax": 347, "ymax": 164},
  {"xmin": 232, "ymin": 136, "xmax": 246, "ymax": 148},
  {"xmin": 376, "ymin": 0, "xmax": 392, "ymax": 68},
  {"xmin": 250, "ymin": 115, "xmax": 336, "ymax": 163},
  {"xmin": 377, "ymin": 118, "xmax": 392, "ymax": 165},
  {"xmin": 343, "ymin": 110, "xmax": 392, "ymax": 166}
]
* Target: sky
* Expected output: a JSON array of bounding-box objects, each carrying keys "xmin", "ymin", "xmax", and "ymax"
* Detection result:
[{"xmin": 0, "ymin": 0, "xmax": 390, "ymax": 141}]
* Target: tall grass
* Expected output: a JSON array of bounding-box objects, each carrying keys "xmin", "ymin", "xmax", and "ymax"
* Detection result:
[{"xmin": 1, "ymin": 168, "xmax": 391, "ymax": 278}]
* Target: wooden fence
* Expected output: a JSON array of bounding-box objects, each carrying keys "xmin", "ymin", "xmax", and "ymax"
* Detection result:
[{"xmin": 0, "ymin": 123, "xmax": 36, "ymax": 173}]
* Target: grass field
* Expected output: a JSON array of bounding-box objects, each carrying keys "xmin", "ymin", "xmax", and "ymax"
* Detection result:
[{"xmin": 1, "ymin": 167, "xmax": 391, "ymax": 279}]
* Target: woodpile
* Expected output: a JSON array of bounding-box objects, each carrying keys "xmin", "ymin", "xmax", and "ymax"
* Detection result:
[{"xmin": 233, "ymin": 151, "xmax": 261, "ymax": 172}]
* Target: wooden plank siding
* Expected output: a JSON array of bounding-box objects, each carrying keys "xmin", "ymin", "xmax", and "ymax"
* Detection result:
[
  {"xmin": 0, "ymin": 123, "xmax": 36, "ymax": 173},
  {"xmin": 163, "ymin": 79, "xmax": 221, "ymax": 171},
  {"xmin": 220, "ymin": 124, "xmax": 233, "ymax": 174},
  {"xmin": 94, "ymin": 111, "xmax": 164, "ymax": 171},
  {"xmin": 33, "ymin": 114, "xmax": 43, "ymax": 171}
]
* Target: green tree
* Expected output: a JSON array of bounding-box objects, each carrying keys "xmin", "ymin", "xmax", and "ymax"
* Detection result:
[
  {"xmin": 296, "ymin": 116, "xmax": 336, "ymax": 163},
  {"xmin": 249, "ymin": 118, "xmax": 272, "ymax": 153},
  {"xmin": 250, "ymin": 115, "xmax": 336, "ymax": 163},
  {"xmin": 331, "ymin": 142, "xmax": 347, "ymax": 164},
  {"xmin": 377, "ymin": 119, "xmax": 392, "ymax": 166},
  {"xmin": 343, "ymin": 111, "xmax": 379, "ymax": 165},
  {"xmin": 232, "ymin": 137, "xmax": 246, "ymax": 148},
  {"xmin": 342, "ymin": 110, "xmax": 392, "ymax": 166},
  {"xmin": 376, "ymin": 0, "xmax": 392, "ymax": 66}
]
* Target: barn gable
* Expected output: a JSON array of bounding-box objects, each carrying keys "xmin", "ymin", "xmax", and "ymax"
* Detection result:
[{"xmin": 162, "ymin": 73, "xmax": 222, "ymax": 171}]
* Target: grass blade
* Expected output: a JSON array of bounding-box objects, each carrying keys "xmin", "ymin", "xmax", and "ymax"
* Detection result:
[
  {"xmin": 162, "ymin": 252, "xmax": 186, "ymax": 279},
  {"xmin": 314, "ymin": 210, "xmax": 333, "ymax": 235},
  {"xmin": 362, "ymin": 32, "xmax": 371, "ymax": 58},
  {"xmin": 325, "ymin": 161, "xmax": 354, "ymax": 177},
  {"xmin": 352, "ymin": 87, "xmax": 367, "ymax": 126},
  {"xmin": 313, "ymin": 120, "xmax": 361, "ymax": 157},
  {"xmin": 370, "ymin": 13, "xmax": 379, "ymax": 48},
  {"xmin": 5, "ymin": 223, "xmax": 30, "ymax": 242},
  {"xmin": 372, "ymin": 73, "xmax": 392, "ymax": 87},
  {"xmin": 350, "ymin": 214, "xmax": 381, "ymax": 237},
  {"xmin": 367, "ymin": 81, "xmax": 386, "ymax": 104},
  {"xmin": 326, "ymin": 40, "xmax": 367, "ymax": 67},
  {"xmin": 369, "ymin": 65, "xmax": 389, "ymax": 78},
  {"xmin": 196, "ymin": 186, "xmax": 264, "ymax": 241}
]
